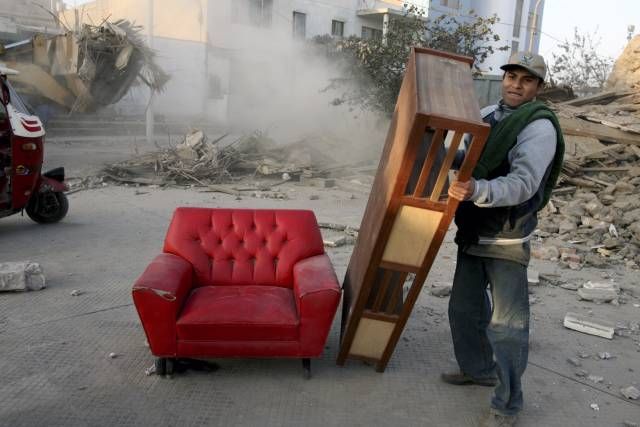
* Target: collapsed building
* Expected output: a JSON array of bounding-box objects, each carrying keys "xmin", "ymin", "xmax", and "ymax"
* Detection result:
[{"xmin": 0, "ymin": 19, "xmax": 168, "ymax": 116}]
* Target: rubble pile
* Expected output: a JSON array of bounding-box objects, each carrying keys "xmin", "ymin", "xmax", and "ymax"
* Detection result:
[
  {"xmin": 607, "ymin": 34, "xmax": 640, "ymax": 90},
  {"xmin": 102, "ymin": 130, "xmax": 340, "ymax": 187},
  {"xmin": 533, "ymin": 89, "xmax": 640, "ymax": 269}
]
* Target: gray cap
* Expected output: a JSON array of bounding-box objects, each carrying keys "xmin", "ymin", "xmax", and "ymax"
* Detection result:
[{"xmin": 500, "ymin": 51, "xmax": 546, "ymax": 81}]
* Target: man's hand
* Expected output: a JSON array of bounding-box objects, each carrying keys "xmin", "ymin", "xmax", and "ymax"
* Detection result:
[{"xmin": 448, "ymin": 178, "xmax": 476, "ymax": 201}]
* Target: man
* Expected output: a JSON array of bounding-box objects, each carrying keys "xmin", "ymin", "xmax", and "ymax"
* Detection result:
[{"xmin": 442, "ymin": 52, "xmax": 564, "ymax": 427}]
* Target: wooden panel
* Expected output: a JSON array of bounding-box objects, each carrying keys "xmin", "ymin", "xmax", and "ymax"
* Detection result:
[
  {"xmin": 381, "ymin": 206, "xmax": 443, "ymax": 267},
  {"xmin": 349, "ymin": 318, "xmax": 396, "ymax": 359},
  {"xmin": 415, "ymin": 49, "xmax": 483, "ymax": 125}
]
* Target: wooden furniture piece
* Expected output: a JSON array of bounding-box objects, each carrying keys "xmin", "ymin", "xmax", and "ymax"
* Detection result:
[{"xmin": 336, "ymin": 47, "xmax": 491, "ymax": 372}]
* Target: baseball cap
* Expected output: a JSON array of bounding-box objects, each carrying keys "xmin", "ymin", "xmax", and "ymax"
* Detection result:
[{"xmin": 500, "ymin": 51, "xmax": 546, "ymax": 81}]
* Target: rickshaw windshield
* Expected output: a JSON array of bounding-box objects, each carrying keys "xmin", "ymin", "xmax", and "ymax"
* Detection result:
[{"xmin": 6, "ymin": 80, "xmax": 31, "ymax": 115}]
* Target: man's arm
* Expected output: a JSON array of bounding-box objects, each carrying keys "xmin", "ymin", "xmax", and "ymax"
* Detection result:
[{"xmin": 449, "ymin": 119, "xmax": 556, "ymax": 206}]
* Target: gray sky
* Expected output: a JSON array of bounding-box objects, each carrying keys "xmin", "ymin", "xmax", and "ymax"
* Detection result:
[{"xmin": 539, "ymin": 0, "xmax": 639, "ymax": 61}]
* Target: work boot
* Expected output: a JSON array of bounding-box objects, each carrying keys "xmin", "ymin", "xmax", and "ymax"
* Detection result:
[
  {"xmin": 440, "ymin": 371, "xmax": 497, "ymax": 387},
  {"xmin": 479, "ymin": 409, "xmax": 518, "ymax": 427}
]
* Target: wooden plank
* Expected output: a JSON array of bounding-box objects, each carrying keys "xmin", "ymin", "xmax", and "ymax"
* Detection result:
[
  {"xmin": 559, "ymin": 117, "xmax": 640, "ymax": 146},
  {"xmin": 560, "ymin": 90, "xmax": 634, "ymax": 107}
]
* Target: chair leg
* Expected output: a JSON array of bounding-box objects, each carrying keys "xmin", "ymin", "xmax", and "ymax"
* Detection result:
[
  {"xmin": 302, "ymin": 358, "xmax": 311, "ymax": 379},
  {"xmin": 155, "ymin": 358, "xmax": 174, "ymax": 377}
]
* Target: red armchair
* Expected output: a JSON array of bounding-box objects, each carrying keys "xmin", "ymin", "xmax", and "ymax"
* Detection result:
[{"xmin": 132, "ymin": 208, "xmax": 341, "ymax": 378}]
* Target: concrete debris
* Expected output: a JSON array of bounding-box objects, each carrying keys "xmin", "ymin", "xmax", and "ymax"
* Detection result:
[
  {"xmin": 566, "ymin": 357, "xmax": 582, "ymax": 367},
  {"xmin": 587, "ymin": 374, "xmax": 604, "ymax": 384},
  {"xmin": 323, "ymin": 236, "xmax": 348, "ymax": 248},
  {"xmin": 623, "ymin": 421, "xmax": 639, "ymax": 427},
  {"xmin": 108, "ymin": 353, "xmax": 119, "ymax": 359},
  {"xmin": 620, "ymin": 385, "xmax": 640, "ymax": 400},
  {"xmin": 577, "ymin": 287, "xmax": 619, "ymax": 303},
  {"xmin": 145, "ymin": 365, "xmax": 156, "ymax": 376},
  {"xmin": 589, "ymin": 403, "xmax": 599, "ymax": 411},
  {"xmin": 563, "ymin": 312, "xmax": 615, "ymax": 339},
  {"xmin": 533, "ymin": 86, "xmax": 640, "ymax": 270},
  {"xmin": 0, "ymin": 262, "xmax": 45, "ymax": 292},
  {"xmin": 597, "ymin": 352, "xmax": 612, "ymax": 360},
  {"xmin": 70, "ymin": 290, "xmax": 83, "ymax": 297},
  {"xmin": 527, "ymin": 269, "xmax": 540, "ymax": 286},
  {"xmin": 430, "ymin": 283, "xmax": 452, "ymax": 298},
  {"xmin": 560, "ymin": 282, "xmax": 580, "ymax": 291}
]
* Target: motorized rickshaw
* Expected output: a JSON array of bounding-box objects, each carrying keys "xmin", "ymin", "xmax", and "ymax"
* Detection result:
[{"xmin": 0, "ymin": 64, "xmax": 68, "ymax": 223}]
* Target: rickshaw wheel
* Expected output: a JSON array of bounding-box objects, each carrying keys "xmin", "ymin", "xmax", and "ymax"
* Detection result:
[{"xmin": 26, "ymin": 192, "xmax": 69, "ymax": 224}]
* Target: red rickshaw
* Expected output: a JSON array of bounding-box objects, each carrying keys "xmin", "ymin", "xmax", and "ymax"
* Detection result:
[{"xmin": 0, "ymin": 65, "xmax": 68, "ymax": 223}]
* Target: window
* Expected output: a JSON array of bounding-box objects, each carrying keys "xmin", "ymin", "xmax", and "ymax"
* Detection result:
[
  {"xmin": 511, "ymin": 40, "xmax": 519, "ymax": 54},
  {"xmin": 361, "ymin": 26, "xmax": 382, "ymax": 40},
  {"xmin": 513, "ymin": 0, "xmax": 524, "ymax": 38},
  {"xmin": 439, "ymin": 0, "xmax": 459, "ymax": 8},
  {"xmin": 232, "ymin": 0, "xmax": 273, "ymax": 27},
  {"xmin": 249, "ymin": 0, "xmax": 273, "ymax": 27},
  {"xmin": 331, "ymin": 20, "xmax": 344, "ymax": 37},
  {"xmin": 293, "ymin": 12, "xmax": 306, "ymax": 39}
]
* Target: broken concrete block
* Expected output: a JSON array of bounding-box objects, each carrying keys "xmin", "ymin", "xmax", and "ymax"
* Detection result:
[
  {"xmin": 578, "ymin": 288, "xmax": 618, "ymax": 303},
  {"xmin": 584, "ymin": 281, "xmax": 620, "ymax": 292},
  {"xmin": 566, "ymin": 357, "xmax": 582, "ymax": 367},
  {"xmin": 531, "ymin": 245, "xmax": 559, "ymax": 260},
  {"xmin": 561, "ymin": 282, "xmax": 580, "ymax": 291},
  {"xmin": 564, "ymin": 312, "xmax": 615, "ymax": 339},
  {"xmin": 323, "ymin": 236, "xmax": 347, "ymax": 248},
  {"xmin": 561, "ymin": 252, "xmax": 582, "ymax": 264},
  {"xmin": 0, "ymin": 262, "xmax": 45, "ymax": 292},
  {"xmin": 527, "ymin": 269, "xmax": 540, "ymax": 286},
  {"xmin": 430, "ymin": 283, "xmax": 452, "ymax": 298},
  {"xmin": 620, "ymin": 385, "xmax": 639, "ymax": 400},
  {"xmin": 588, "ymin": 375, "xmax": 604, "ymax": 384}
]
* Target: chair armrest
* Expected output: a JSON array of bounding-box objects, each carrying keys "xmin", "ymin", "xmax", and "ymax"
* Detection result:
[
  {"xmin": 293, "ymin": 254, "xmax": 342, "ymax": 356},
  {"xmin": 132, "ymin": 253, "xmax": 194, "ymax": 357}
]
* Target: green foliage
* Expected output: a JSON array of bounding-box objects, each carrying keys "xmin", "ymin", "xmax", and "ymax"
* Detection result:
[
  {"xmin": 550, "ymin": 28, "xmax": 613, "ymax": 91},
  {"xmin": 316, "ymin": 5, "xmax": 507, "ymax": 114}
]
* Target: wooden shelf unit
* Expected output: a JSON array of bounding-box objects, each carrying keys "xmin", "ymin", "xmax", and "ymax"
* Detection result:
[{"xmin": 337, "ymin": 47, "xmax": 491, "ymax": 372}]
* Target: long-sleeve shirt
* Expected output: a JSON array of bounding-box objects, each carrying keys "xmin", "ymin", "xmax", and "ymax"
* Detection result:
[{"xmin": 469, "ymin": 102, "xmax": 557, "ymax": 208}]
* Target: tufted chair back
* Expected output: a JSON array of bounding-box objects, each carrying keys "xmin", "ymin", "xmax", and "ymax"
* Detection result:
[{"xmin": 163, "ymin": 208, "xmax": 325, "ymax": 288}]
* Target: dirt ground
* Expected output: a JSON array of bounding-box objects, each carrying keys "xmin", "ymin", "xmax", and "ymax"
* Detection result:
[{"xmin": 1, "ymin": 134, "xmax": 638, "ymax": 426}]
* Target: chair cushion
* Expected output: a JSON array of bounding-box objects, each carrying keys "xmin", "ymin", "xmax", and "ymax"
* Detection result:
[
  {"xmin": 163, "ymin": 208, "xmax": 325, "ymax": 288},
  {"xmin": 177, "ymin": 285, "xmax": 299, "ymax": 342}
]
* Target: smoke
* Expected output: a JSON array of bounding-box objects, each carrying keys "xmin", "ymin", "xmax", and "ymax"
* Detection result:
[{"xmin": 207, "ymin": 13, "xmax": 389, "ymax": 165}]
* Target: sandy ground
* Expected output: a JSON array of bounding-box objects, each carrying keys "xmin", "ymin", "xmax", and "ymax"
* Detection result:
[{"xmin": 0, "ymin": 134, "xmax": 638, "ymax": 426}]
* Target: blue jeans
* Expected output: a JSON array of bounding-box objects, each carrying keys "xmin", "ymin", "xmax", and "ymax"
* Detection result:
[{"xmin": 448, "ymin": 248, "xmax": 530, "ymax": 416}]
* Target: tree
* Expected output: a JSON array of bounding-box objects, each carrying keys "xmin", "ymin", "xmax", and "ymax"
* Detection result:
[
  {"xmin": 549, "ymin": 28, "xmax": 614, "ymax": 92},
  {"xmin": 316, "ymin": 5, "xmax": 507, "ymax": 114}
]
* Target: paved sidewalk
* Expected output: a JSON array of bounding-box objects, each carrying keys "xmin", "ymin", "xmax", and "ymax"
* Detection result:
[{"xmin": 1, "ymin": 187, "xmax": 638, "ymax": 426}]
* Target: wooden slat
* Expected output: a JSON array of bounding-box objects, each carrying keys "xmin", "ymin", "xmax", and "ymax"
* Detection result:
[
  {"xmin": 413, "ymin": 128, "xmax": 445, "ymax": 197},
  {"xmin": 371, "ymin": 270, "xmax": 393, "ymax": 312},
  {"xmin": 362, "ymin": 310, "xmax": 399, "ymax": 323},
  {"xmin": 379, "ymin": 260, "xmax": 420, "ymax": 274},
  {"xmin": 430, "ymin": 131, "xmax": 464, "ymax": 201},
  {"xmin": 385, "ymin": 272, "xmax": 408, "ymax": 315},
  {"xmin": 398, "ymin": 196, "xmax": 447, "ymax": 212}
]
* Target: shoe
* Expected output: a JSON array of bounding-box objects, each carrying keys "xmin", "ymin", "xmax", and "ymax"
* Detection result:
[
  {"xmin": 440, "ymin": 371, "xmax": 497, "ymax": 387},
  {"xmin": 479, "ymin": 409, "xmax": 518, "ymax": 427}
]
